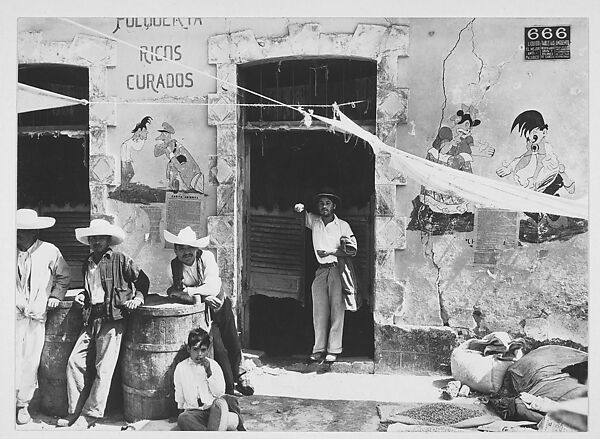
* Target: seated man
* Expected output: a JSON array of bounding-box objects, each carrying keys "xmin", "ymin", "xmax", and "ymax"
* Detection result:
[
  {"xmin": 164, "ymin": 226, "xmax": 254, "ymax": 396},
  {"xmin": 174, "ymin": 327, "xmax": 244, "ymax": 431}
]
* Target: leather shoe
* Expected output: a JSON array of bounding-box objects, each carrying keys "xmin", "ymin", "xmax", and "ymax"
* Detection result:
[
  {"xmin": 324, "ymin": 353, "xmax": 337, "ymax": 362},
  {"xmin": 56, "ymin": 413, "xmax": 79, "ymax": 427},
  {"xmin": 308, "ymin": 352, "xmax": 325, "ymax": 362},
  {"xmin": 235, "ymin": 374, "xmax": 255, "ymax": 396}
]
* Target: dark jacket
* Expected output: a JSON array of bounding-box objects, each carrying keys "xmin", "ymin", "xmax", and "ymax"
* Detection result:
[{"xmin": 81, "ymin": 248, "xmax": 149, "ymax": 324}]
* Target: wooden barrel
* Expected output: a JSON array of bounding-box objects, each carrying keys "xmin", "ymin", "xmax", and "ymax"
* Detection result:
[
  {"xmin": 122, "ymin": 295, "xmax": 210, "ymax": 422},
  {"xmin": 38, "ymin": 297, "xmax": 83, "ymax": 416}
]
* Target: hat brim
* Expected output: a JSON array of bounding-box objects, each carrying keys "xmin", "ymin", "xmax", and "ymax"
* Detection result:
[
  {"xmin": 163, "ymin": 230, "xmax": 210, "ymax": 248},
  {"xmin": 75, "ymin": 226, "xmax": 125, "ymax": 246},
  {"xmin": 313, "ymin": 192, "xmax": 341, "ymax": 205},
  {"xmin": 17, "ymin": 217, "xmax": 56, "ymax": 230}
]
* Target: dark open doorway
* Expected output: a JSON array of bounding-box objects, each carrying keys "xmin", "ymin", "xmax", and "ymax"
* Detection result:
[
  {"xmin": 18, "ymin": 64, "xmax": 90, "ymax": 289},
  {"xmin": 239, "ymin": 57, "xmax": 377, "ymax": 359},
  {"xmin": 245, "ymin": 131, "xmax": 375, "ymax": 357}
]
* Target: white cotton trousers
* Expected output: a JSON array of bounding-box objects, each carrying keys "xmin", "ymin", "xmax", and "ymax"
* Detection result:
[
  {"xmin": 311, "ymin": 266, "xmax": 345, "ymax": 355},
  {"xmin": 15, "ymin": 316, "xmax": 45, "ymax": 407}
]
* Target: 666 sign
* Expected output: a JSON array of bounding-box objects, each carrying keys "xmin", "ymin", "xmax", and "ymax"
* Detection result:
[{"xmin": 525, "ymin": 26, "xmax": 571, "ymax": 60}]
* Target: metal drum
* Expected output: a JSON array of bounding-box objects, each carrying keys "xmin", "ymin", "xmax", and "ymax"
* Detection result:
[{"xmin": 121, "ymin": 295, "xmax": 209, "ymax": 422}]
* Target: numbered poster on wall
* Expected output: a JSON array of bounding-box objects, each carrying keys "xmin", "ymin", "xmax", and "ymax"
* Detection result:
[{"xmin": 525, "ymin": 25, "xmax": 571, "ymax": 60}]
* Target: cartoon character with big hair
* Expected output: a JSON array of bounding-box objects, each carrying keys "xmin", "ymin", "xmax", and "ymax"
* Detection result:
[
  {"xmin": 120, "ymin": 116, "xmax": 152, "ymax": 185},
  {"xmin": 496, "ymin": 110, "xmax": 575, "ymax": 223}
]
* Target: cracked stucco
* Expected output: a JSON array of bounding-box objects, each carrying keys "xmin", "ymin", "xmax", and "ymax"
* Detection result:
[{"xmin": 395, "ymin": 17, "xmax": 588, "ymax": 346}]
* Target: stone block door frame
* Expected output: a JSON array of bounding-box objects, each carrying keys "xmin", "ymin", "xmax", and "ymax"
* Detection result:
[{"xmin": 207, "ymin": 22, "xmax": 410, "ymax": 353}]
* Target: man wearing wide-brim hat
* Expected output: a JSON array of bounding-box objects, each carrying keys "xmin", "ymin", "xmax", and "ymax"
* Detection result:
[
  {"xmin": 294, "ymin": 188, "xmax": 357, "ymax": 363},
  {"xmin": 164, "ymin": 226, "xmax": 254, "ymax": 398},
  {"xmin": 58, "ymin": 219, "xmax": 149, "ymax": 429},
  {"xmin": 16, "ymin": 209, "xmax": 71, "ymax": 425}
]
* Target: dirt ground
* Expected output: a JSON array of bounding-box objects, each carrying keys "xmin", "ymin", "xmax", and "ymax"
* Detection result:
[{"xmin": 15, "ymin": 354, "xmax": 502, "ymax": 433}]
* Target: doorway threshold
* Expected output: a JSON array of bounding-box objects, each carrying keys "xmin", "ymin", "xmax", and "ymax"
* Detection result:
[{"xmin": 243, "ymin": 350, "xmax": 375, "ymax": 375}]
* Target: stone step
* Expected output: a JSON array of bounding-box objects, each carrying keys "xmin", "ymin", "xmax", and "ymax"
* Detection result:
[{"xmin": 247, "ymin": 353, "xmax": 375, "ymax": 374}]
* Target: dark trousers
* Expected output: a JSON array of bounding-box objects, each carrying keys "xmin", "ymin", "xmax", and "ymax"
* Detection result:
[{"xmin": 211, "ymin": 297, "xmax": 242, "ymax": 395}]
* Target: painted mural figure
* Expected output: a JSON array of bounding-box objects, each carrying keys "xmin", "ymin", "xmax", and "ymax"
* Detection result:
[
  {"xmin": 496, "ymin": 110, "xmax": 575, "ymax": 206},
  {"xmin": 154, "ymin": 122, "xmax": 205, "ymax": 193},
  {"xmin": 409, "ymin": 105, "xmax": 494, "ymax": 234},
  {"xmin": 120, "ymin": 116, "xmax": 152, "ymax": 185},
  {"xmin": 496, "ymin": 110, "xmax": 584, "ymax": 242}
]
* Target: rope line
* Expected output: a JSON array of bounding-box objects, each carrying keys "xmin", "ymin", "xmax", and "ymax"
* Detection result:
[
  {"xmin": 82, "ymin": 100, "xmax": 367, "ymax": 108},
  {"xmin": 60, "ymin": 18, "xmax": 313, "ymax": 118}
]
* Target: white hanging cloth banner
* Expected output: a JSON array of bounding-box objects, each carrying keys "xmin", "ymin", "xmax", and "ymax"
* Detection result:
[
  {"xmin": 311, "ymin": 107, "xmax": 588, "ymax": 220},
  {"xmin": 17, "ymin": 83, "xmax": 88, "ymax": 114}
]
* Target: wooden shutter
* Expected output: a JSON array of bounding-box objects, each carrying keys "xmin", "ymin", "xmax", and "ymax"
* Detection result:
[
  {"xmin": 248, "ymin": 214, "xmax": 305, "ymax": 303},
  {"xmin": 39, "ymin": 210, "xmax": 90, "ymax": 289}
]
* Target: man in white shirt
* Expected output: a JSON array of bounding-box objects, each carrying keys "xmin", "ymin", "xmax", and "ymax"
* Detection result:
[
  {"xmin": 294, "ymin": 189, "xmax": 357, "ymax": 363},
  {"xmin": 16, "ymin": 209, "xmax": 71, "ymax": 425}
]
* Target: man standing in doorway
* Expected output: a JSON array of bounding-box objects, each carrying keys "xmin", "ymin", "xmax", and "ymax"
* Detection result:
[
  {"xmin": 294, "ymin": 189, "xmax": 357, "ymax": 363},
  {"xmin": 16, "ymin": 209, "xmax": 71, "ymax": 425}
]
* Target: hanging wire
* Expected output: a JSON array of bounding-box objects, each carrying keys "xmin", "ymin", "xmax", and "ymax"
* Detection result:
[
  {"xmin": 57, "ymin": 18, "xmax": 375, "ymax": 125},
  {"xmin": 81, "ymin": 99, "xmax": 367, "ymax": 108},
  {"xmin": 60, "ymin": 18, "xmax": 309, "ymax": 119}
]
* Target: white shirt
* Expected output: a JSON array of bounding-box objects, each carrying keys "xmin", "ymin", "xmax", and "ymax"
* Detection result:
[
  {"xmin": 167, "ymin": 250, "xmax": 222, "ymax": 298},
  {"xmin": 16, "ymin": 240, "xmax": 71, "ymax": 322},
  {"xmin": 85, "ymin": 260, "xmax": 106, "ymax": 305},
  {"xmin": 174, "ymin": 357, "xmax": 225, "ymax": 410},
  {"xmin": 305, "ymin": 213, "xmax": 356, "ymax": 264}
]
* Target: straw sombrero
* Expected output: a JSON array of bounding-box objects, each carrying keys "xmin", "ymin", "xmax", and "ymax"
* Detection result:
[
  {"xmin": 75, "ymin": 219, "xmax": 125, "ymax": 246},
  {"xmin": 163, "ymin": 226, "xmax": 210, "ymax": 248},
  {"xmin": 16, "ymin": 209, "xmax": 56, "ymax": 230}
]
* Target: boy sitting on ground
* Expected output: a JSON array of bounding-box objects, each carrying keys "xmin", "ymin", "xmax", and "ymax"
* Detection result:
[{"xmin": 174, "ymin": 327, "xmax": 245, "ymax": 431}]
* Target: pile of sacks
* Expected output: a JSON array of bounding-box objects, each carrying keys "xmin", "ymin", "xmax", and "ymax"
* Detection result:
[
  {"xmin": 499, "ymin": 344, "xmax": 587, "ymax": 423},
  {"xmin": 450, "ymin": 332, "xmax": 525, "ymax": 395},
  {"xmin": 450, "ymin": 332, "xmax": 587, "ymax": 427}
]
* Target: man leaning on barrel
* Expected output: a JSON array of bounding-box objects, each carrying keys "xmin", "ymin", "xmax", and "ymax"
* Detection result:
[
  {"xmin": 57, "ymin": 219, "xmax": 149, "ymax": 429},
  {"xmin": 164, "ymin": 226, "xmax": 254, "ymax": 397},
  {"xmin": 16, "ymin": 209, "xmax": 71, "ymax": 425}
]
